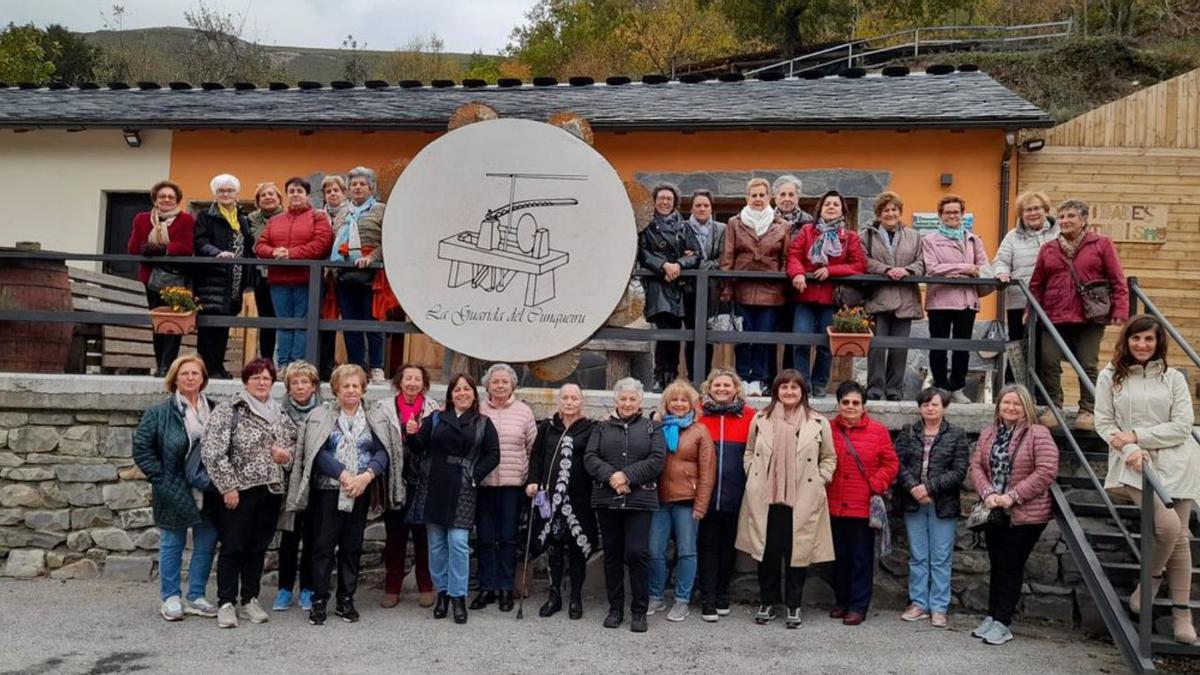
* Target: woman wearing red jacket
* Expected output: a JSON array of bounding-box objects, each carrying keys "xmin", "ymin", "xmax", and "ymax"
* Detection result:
[
  {"xmin": 1029, "ymin": 198, "xmax": 1128, "ymax": 431},
  {"xmin": 969, "ymin": 384, "xmax": 1058, "ymax": 646},
  {"xmin": 254, "ymin": 177, "xmax": 333, "ymax": 368},
  {"xmin": 827, "ymin": 380, "xmax": 898, "ymax": 625},
  {"xmin": 786, "ymin": 191, "xmax": 867, "ymax": 397},
  {"xmin": 127, "ymin": 180, "xmax": 196, "ymax": 376}
]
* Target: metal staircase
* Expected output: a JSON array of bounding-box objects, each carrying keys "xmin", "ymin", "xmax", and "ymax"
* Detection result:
[
  {"xmin": 744, "ymin": 20, "xmax": 1075, "ymax": 77},
  {"xmin": 1017, "ymin": 279, "xmax": 1200, "ymax": 672}
]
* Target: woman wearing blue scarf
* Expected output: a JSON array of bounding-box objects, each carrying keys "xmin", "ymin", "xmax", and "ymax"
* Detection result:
[
  {"xmin": 332, "ymin": 166, "xmax": 388, "ymax": 383},
  {"xmin": 647, "ymin": 380, "xmax": 715, "ymax": 622},
  {"xmin": 920, "ymin": 195, "xmax": 991, "ymax": 403}
]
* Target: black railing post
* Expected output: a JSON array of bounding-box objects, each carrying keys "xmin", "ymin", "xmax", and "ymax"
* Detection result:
[
  {"xmin": 1139, "ymin": 468, "xmax": 1154, "ymax": 657},
  {"xmin": 691, "ymin": 269, "xmax": 709, "ymax": 383},
  {"xmin": 1026, "ymin": 302, "xmax": 1039, "ymax": 389},
  {"xmin": 304, "ymin": 261, "xmax": 322, "ymax": 366},
  {"xmin": 1128, "ymin": 276, "xmax": 1139, "ymax": 317}
]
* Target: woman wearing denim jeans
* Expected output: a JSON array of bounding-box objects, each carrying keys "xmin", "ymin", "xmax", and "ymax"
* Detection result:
[
  {"xmin": 254, "ymin": 177, "xmax": 333, "ymax": 368},
  {"xmin": 405, "ymin": 373, "xmax": 501, "ymax": 624},
  {"xmin": 132, "ymin": 354, "xmax": 220, "ymax": 622},
  {"xmin": 647, "ymin": 379, "xmax": 715, "ymax": 622},
  {"xmin": 893, "ymin": 387, "xmax": 969, "ymax": 628}
]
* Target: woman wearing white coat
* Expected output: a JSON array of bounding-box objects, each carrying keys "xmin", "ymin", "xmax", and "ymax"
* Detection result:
[{"xmin": 1098, "ymin": 315, "xmax": 1200, "ymax": 645}]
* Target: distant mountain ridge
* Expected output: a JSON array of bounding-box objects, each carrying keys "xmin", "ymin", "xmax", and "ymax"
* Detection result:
[{"xmin": 80, "ymin": 26, "xmax": 492, "ymax": 83}]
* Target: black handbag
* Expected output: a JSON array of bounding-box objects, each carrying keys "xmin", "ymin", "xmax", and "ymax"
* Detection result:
[{"xmin": 834, "ymin": 229, "xmax": 875, "ymax": 308}]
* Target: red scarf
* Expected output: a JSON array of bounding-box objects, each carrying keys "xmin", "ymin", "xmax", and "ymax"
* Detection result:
[{"xmin": 396, "ymin": 393, "xmax": 425, "ymax": 425}]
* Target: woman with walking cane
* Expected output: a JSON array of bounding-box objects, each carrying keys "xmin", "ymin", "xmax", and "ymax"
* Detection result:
[{"xmin": 523, "ymin": 384, "xmax": 598, "ymax": 619}]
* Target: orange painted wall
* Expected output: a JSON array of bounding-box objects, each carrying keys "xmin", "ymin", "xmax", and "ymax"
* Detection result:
[{"xmin": 169, "ymin": 127, "xmax": 1017, "ymax": 317}]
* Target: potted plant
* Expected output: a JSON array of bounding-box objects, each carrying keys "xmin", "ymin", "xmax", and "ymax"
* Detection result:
[
  {"xmin": 827, "ymin": 305, "xmax": 874, "ymax": 358},
  {"xmin": 149, "ymin": 286, "xmax": 200, "ymax": 335}
]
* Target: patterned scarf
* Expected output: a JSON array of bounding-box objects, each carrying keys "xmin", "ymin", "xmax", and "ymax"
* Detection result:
[
  {"xmin": 149, "ymin": 208, "xmax": 180, "ymax": 246},
  {"xmin": 334, "ymin": 404, "xmax": 369, "ymax": 512},
  {"xmin": 650, "ymin": 210, "xmax": 682, "ymax": 232},
  {"xmin": 988, "ymin": 423, "xmax": 1016, "ymax": 493},
  {"xmin": 687, "ymin": 214, "xmax": 713, "ymax": 254},
  {"xmin": 333, "ymin": 196, "xmax": 374, "ymax": 262},
  {"xmin": 739, "ymin": 205, "xmax": 776, "ymax": 238},
  {"xmin": 175, "ymin": 391, "xmax": 210, "ymax": 447},
  {"xmin": 807, "ymin": 218, "xmax": 845, "ymax": 266},
  {"xmin": 776, "ymin": 208, "xmax": 802, "ymax": 227},
  {"xmin": 1058, "ymin": 230, "xmax": 1085, "ymax": 259},
  {"xmin": 661, "ymin": 411, "xmax": 695, "ymax": 453},
  {"xmin": 767, "ymin": 405, "xmax": 805, "ymax": 505},
  {"xmin": 284, "ymin": 392, "xmax": 321, "ymax": 425},
  {"xmin": 937, "ymin": 224, "xmax": 966, "ymax": 241},
  {"xmin": 701, "ymin": 396, "xmax": 744, "ymax": 416}
]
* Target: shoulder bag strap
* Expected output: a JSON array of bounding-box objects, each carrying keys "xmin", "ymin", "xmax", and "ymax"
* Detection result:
[{"xmin": 839, "ymin": 427, "xmax": 872, "ymax": 489}]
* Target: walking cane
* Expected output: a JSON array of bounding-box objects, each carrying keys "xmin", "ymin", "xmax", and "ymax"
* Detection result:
[{"xmin": 516, "ymin": 493, "xmax": 538, "ymax": 619}]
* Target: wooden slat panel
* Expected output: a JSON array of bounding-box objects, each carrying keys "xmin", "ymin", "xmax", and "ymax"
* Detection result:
[
  {"xmin": 1044, "ymin": 69, "xmax": 1200, "ymax": 150},
  {"xmin": 67, "ymin": 266, "xmax": 145, "ymax": 293},
  {"xmin": 100, "ymin": 354, "xmax": 155, "ymax": 371},
  {"xmin": 70, "ymin": 281, "xmax": 147, "ymax": 308}
]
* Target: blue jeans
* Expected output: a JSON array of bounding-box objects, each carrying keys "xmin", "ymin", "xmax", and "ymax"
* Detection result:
[
  {"xmin": 270, "ymin": 284, "xmax": 310, "ymax": 367},
  {"xmin": 905, "ymin": 503, "xmax": 957, "ymax": 613},
  {"xmin": 734, "ymin": 304, "xmax": 780, "ymax": 385},
  {"xmin": 427, "ymin": 524, "xmax": 471, "ymax": 598},
  {"xmin": 792, "ymin": 303, "xmax": 835, "ymax": 390},
  {"xmin": 648, "ymin": 502, "xmax": 700, "ymax": 603},
  {"xmin": 476, "ymin": 486, "xmax": 523, "ymax": 592},
  {"xmin": 337, "ymin": 280, "xmax": 383, "ymax": 369},
  {"xmin": 159, "ymin": 519, "xmax": 219, "ymax": 601}
]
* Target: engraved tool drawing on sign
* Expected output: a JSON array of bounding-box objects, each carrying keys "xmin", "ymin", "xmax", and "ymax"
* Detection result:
[{"xmin": 438, "ymin": 172, "xmax": 583, "ymax": 307}]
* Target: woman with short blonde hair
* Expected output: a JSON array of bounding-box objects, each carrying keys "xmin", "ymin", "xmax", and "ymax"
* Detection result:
[
  {"xmin": 862, "ymin": 190, "xmax": 924, "ymax": 401},
  {"xmin": 133, "ymin": 354, "xmax": 219, "ymax": 622},
  {"xmin": 287, "ymin": 362, "xmax": 404, "ymax": 625},
  {"xmin": 248, "ymin": 182, "xmax": 285, "ymax": 361},
  {"xmin": 993, "ymin": 190, "xmax": 1058, "ymax": 380}
]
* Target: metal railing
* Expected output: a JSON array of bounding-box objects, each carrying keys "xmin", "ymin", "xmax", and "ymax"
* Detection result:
[
  {"xmin": 0, "ymin": 248, "xmax": 1013, "ymax": 388},
  {"xmin": 745, "ymin": 19, "xmax": 1075, "ymax": 77},
  {"xmin": 1017, "ymin": 279, "xmax": 1181, "ymax": 672}
]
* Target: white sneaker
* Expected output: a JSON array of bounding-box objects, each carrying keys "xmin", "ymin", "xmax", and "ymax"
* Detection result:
[
  {"xmin": 972, "ymin": 616, "xmax": 995, "ymax": 637},
  {"xmin": 371, "ymin": 368, "xmax": 387, "ymax": 383},
  {"xmin": 981, "ymin": 621, "xmax": 1014, "ymax": 645},
  {"xmin": 185, "ymin": 597, "xmax": 218, "ymax": 618},
  {"xmin": 161, "ymin": 595, "xmax": 184, "ymax": 621},
  {"xmin": 217, "ymin": 602, "xmax": 239, "ymax": 628},
  {"xmin": 646, "ymin": 597, "xmax": 668, "ymax": 615},
  {"xmin": 667, "ymin": 602, "xmax": 690, "ymax": 622},
  {"xmin": 240, "ymin": 597, "xmax": 269, "ymax": 624},
  {"xmin": 951, "ymin": 389, "xmax": 972, "ymax": 404}
]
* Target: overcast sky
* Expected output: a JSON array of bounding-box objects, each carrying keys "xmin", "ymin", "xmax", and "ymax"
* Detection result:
[{"xmin": 0, "ymin": 0, "xmax": 537, "ymax": 54}]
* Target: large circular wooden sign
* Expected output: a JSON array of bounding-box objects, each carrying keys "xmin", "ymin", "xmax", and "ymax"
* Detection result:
[{"xmin": 383, "ymin": 118, "xmax": 637, "ymax": 363}]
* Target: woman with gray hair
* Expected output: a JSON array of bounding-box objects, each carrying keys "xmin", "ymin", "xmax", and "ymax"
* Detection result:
[
  {"xmin": 193, "ymin": 173, "xmax": 254, "ymax": 379},
  {"xmin": 585, "ymin": 377, "xmax": 667, "ymax": 633},
  {"xmin": 333, "ymin": 166, "xmax": 388, "ymax": 382},
  {"xmin": 473, "ymin": 362, "xmax": 537, "ymax": 612}
]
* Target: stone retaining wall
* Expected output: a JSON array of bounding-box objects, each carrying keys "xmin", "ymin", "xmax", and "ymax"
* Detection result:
[{"xmin": 0, "ymin": 374, "xmax": 1098, "ymax": 635}]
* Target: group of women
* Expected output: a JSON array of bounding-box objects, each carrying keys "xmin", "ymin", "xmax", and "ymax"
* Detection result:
[
  {"xmin": 127, "ymin": 169, "xmax": 389, "ymax": 382},
  {"xmin": 639, "ymin": 180, "xmax": 1130, "ymax": 430},
  {"xmin": 130, "ymin": 309, "xmax": 1198, "ymax": 643}
]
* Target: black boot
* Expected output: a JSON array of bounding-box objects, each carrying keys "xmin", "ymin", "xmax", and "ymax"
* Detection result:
[
  {"xmin": 498, "ymin": 590, "xmax": 514, "ymax": 612},
  {"xmin": 568, "ymin": 591, "xmax": 583, "ymax": 620},
  {"xmin": 631, "ymin": 613, "xmax": 648, "ymax": 633},
  {"xmin": 433, "ymin": 592, "xmax": 449, "ymax": 619},
  {"xmin": 452, "ymin": 596, "xmax": 468, "ymax": 624},
  {"xmin": 469, "ymin": 590, "xmax": 495, "ymax": 610},
  {"xmin": 335, "ymin": 598, "xmax": 360, "ymax": 623},
  {"xmin": 603, "ymin": 607, "xmax": 623, "ymax": 629},
  {"xmin": 539, "ymin": 590, "xmax": 562, "ymax": 618},
  {"xmin": 308, "ymin": 599, "xmax": 327, "ymax": 626}
]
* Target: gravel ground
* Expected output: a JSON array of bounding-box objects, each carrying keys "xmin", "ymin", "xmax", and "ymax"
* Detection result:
[{"xmin": 0, "ymin": 579, "xmax": 1125, "ymax": 675}]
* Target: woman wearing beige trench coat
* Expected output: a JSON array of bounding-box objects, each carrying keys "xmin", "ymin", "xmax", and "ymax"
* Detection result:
[{"xmin": 736, "ymin": 369, "xmax": 837, "ymax": 629}]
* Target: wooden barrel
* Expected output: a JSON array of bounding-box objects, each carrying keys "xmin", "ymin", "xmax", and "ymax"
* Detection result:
[{"xmin": 0, "ymin": 246, "xmax": 73, "ymax": 373}]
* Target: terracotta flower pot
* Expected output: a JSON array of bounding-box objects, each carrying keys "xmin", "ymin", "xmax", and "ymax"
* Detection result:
[
  {"xmin": 149, "ymin": 308, "xmax": 197, "ymax": 335},
  {"xmin": 827, "ymin": 326, "xmax": 873, "ymax": 358}
]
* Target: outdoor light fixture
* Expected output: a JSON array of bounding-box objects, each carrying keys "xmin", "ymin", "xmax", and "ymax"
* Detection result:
[
  {"xmin": 122, "ymin": 129, "xmax": 142, "ymax": 148},
  {"xmin": 1022, "ymin": 138, "xmax": 1046, "ymax": 152}
]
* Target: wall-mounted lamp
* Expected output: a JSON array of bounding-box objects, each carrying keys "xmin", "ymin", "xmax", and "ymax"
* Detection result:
[
  {"xmin": 940, "ymin": 173, "xmax": 953, "ymax": 187},
  {"xmin": 122, "ymin": 129, "xmax": 141, "ymax": 148},
  {"xmin": 1022, "ymin": 138, "xmax": 1046, "ymax": 152}
]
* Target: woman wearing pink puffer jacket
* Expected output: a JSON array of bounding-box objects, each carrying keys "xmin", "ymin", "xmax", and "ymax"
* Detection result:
[{"xmin": 473, "ymin": 363, "xmax": 537, "ymax": 612}]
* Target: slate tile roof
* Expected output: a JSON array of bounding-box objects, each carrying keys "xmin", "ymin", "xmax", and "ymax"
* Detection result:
[{"xmin": 0, "ymin": 71, "xmax": 1051, "ymax": 131}]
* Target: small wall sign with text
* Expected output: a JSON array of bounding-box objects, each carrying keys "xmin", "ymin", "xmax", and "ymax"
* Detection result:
[
  {"xmin": 912, "ymin": 212, "xmax": 974, "ymax": 232},
  {"xmin": 1089, "ymin": 203, "xmax": 1168, "ymax": 243},
  {"xmin": 383, "ymin": 118, "xmax": 637, "ymax": 363}
]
